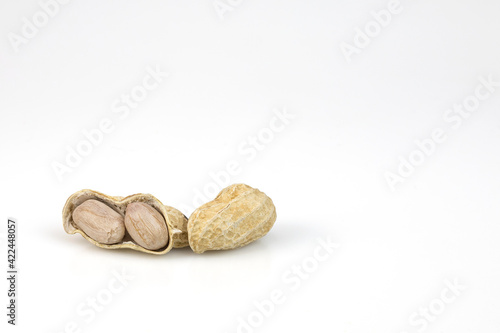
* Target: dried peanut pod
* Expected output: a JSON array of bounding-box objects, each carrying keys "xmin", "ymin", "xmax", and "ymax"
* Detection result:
[
  {"xmin": 164, "ymin": 205, "xmax": 189, "ymax": 248},
  {"xmin": 62, "ymin": 189, "xmax": 185, "ymax": 255},
  {"xmin": 188, "ymin": 183, "xmax": 277, "ymax": 254}
]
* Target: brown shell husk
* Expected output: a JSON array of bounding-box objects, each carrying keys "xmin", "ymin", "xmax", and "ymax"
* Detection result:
[
  {"xmin": 63, "ymin": 189, "xmax": 185, "ymax": 254},
  {"xmin": 188, "ymin": 184, "xmax": 277, "ymax": 254},
  {"xmin": 165, "ymin": 205, "xmax": 189, "ymax": 248}
]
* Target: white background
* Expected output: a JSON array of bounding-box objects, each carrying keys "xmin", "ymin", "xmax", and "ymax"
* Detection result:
[{"xmin": 1, "ymin": 0, "xmax": 500, "ymax": 332}]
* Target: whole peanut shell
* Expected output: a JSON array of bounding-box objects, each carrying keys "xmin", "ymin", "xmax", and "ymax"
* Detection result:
[{"xmin": 188, "ymin": 183, "xmax": 277, "ymax": 253}]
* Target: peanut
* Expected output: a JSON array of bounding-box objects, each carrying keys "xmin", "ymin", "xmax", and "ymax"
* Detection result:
[
  {"xmin": 187, "ymin": 183, "xmax": 277, "ymax": 253},
  {"xmin": 124, "ymin": 202, "xmax": 169, "ymax": 250},
  {"xmin": 63, "ymin": 190, "xmax": 177, "ymax": 254},
  {"xmin": 63, "ymin": 185, "xmax": 277, "ymax": 255},
  {"xmin": 72, "ymin": 199, "xmax": 125, "ymax": 245}
]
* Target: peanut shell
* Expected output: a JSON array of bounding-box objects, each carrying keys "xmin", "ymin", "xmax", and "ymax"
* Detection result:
[
  {"xmin": 165, "ymin": 205, "xmax": 189, "ymax": 248},
  {"xmin": 188, "ymin": 183, "xmax": 277, "ymax": 253},
  {"xmin": 62, "ymin": 189, "xmax": 185, "ymax": 254}
]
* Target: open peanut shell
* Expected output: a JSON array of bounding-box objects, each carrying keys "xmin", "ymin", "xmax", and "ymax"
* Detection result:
[{"xmin": 62, "ymin": 189, "xmax": 187, "ymax": 255}]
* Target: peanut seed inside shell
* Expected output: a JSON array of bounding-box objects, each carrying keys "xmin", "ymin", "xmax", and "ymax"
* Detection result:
[
  {"xmin": 124, "ymin": 202, "xmax": 169, "ymax": 250},
  {"xmin": 72, "ymin": 199, "xmax": 126, "ymax": 245}
]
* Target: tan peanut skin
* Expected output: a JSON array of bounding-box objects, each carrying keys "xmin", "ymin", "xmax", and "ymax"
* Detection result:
[
  {"xmin": 62, "ymin": 190, "xmax": 187, "ymax": 254},
  {"xmin": 72, "ymin": 199, "xmax": 125, "ymax": 245},
  {"xmin": 124, "ymin": 202, "xmax": 169, "ymax": 250},
  {"xmin": 188, "ymin": 183, "xmax": 277, "ymax": 254}
]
